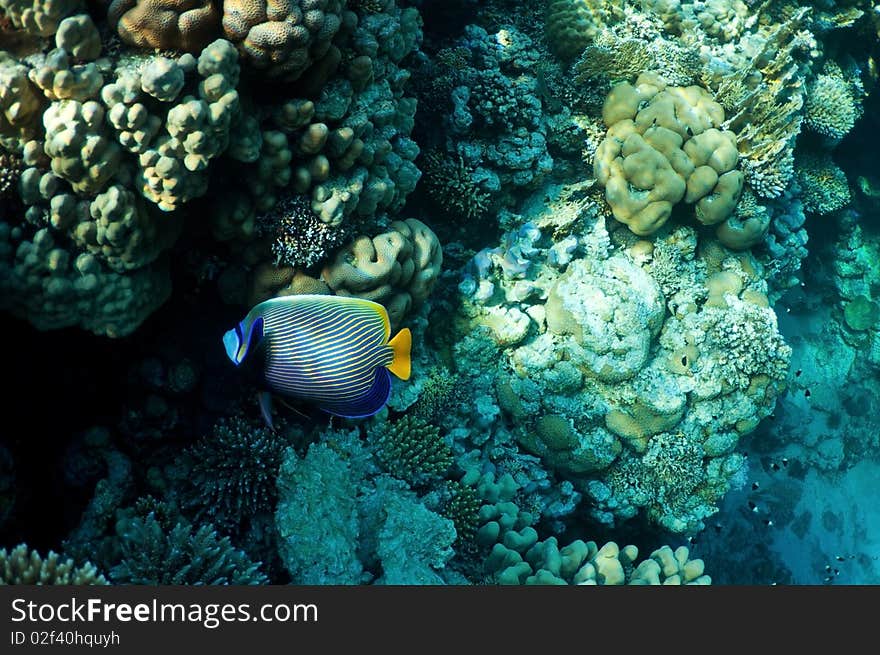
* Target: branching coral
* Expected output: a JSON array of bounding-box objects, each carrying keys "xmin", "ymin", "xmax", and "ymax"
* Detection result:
[
  {"xmin": 706, "ymin": 7, "xmax": 812, "ymax": 198},
  {"xmin": 574, "ymin": 31, "xmax": 701, "ymax": 87},
  {"xmin": 110, "ymin": 510, "xmax": 268, "ymax": 584},
  {"xmin": 419, "ymin": 150, "xmax": 490, "ymax": 221},
  {"xmin": 409, "ymin": 366, "xmax": 461, "ymax": 423},
  {"xmin": 181, "ymin": 416, "xmax": 289, "ymax": 531},
  {"xmin": 369, "ymin": 414, "xmax": 452, "ymax": 486},
  {"xmin": 1, "ymin": 544, "xmax": 108, "ymax": 584},
  {"xmin": 795, "ymin": 148, "xmax": 851, "ymax": 216}
]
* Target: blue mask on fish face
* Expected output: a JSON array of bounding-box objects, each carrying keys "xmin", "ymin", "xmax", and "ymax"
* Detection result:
[{"xmin": 223, "ymin": 317, "xmax": 264, "ymax": 366}]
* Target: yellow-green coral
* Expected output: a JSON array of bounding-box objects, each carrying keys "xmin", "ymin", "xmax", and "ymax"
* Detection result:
[
  {"xmin": 488, "ymin": 536, "xmax": 711, "ymax": 585},
  {"xmin": 42, "ymin": 100, "xmax": 121, "ymax": 195},
  {"xmin": 74, "ymin": 184, "xmax": 180, "ymax": 272},
  {"xmin": 108, "ymin": 0, "xmax": 221, "ymax": 53},
  {"xmin": 795, "ymin": 148, "xmax": 851, "ymax": 215},
  {"xmin": 804, "ymin": 62, "xmax": 863, "ymax": 141},
  {"xmin": 545, "ymin": 0, "xmax": 621, "ymax": 61},
  {"xmin": 706, "ymin": 7, "xmax": 812, "ymax": 198},
  {"xmin": 574, "ymin": 32, "xmax": 700, "ymax": 87}
]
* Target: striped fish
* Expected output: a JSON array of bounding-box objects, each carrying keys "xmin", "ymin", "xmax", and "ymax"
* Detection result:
[{"xmin": 223, "ymin": 294, "xmax": 411, "ymax": 427}]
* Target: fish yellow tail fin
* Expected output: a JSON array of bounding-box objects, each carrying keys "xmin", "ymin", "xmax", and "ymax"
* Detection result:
[{"xmin": 387, "ymin": 328, "xmax": 411, "ymax": 380}]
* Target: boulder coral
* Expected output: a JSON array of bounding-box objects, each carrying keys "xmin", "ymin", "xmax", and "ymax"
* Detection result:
[
  {"xmin": 318, "ymin": 217, "xmax": 442, "ymax": 328},
  {"xmin": 107, "ymin": 0, "xmax": 222, "ymax": 53},
  {"xmin": 456, "ymin": 186, "xmax": 789, "ymax": 534},
  {"xmin": 594, "ymin": 72, "xmax": 744, "ymax": 240},
  {"xmin": 221, "ymin": 0, "xmax": 346, "ymax": 80}
]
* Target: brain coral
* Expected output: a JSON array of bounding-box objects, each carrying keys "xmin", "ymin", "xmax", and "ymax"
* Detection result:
[
  {"xmin": 594, "ymin": 72, "xmax": 744, "ymax": 238},
  {"xmin": 319, "ymin": 217, "xmax": 442, "ymax": 328},
  {"xmin": 107, "ymin": 0, "xmax": 222, "ymax": 52}
]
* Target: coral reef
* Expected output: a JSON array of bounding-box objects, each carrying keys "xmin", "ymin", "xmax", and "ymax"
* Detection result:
[
  {"xmin": 1, "ymin": 0, "xmax": 877, "ymax": 589},
  {"xmin": 1, "ymin": 0, "xmax": 425, "ymax": 337},
  {"xmin": 456, "ymin": 183, "xmax": 788, "ymax": 534}
]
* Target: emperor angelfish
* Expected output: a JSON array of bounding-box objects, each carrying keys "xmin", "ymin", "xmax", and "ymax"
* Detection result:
[{"xmin": 223, "ymin": 294, "xmax": 411, "ymax": 428}]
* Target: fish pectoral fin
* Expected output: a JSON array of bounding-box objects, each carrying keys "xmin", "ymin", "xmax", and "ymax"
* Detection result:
[
  {"xmin": 258, "ymin": 391, "xmax": 275, "ymax": 431},
  {"xmin": 276, "ymin": 395, "xmax": 311, "ymax": 419},
  {"xmin": 387, "ymin": 327, "xmax": 411, "ymax": 380},
  {"xmin": 320, "ymin": 368, "xmax": 392, "ymax": 419}
]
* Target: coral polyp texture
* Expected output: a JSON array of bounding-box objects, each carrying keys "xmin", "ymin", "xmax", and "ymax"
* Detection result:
[
  {"xmin": 1, "ymin": 0, "xmax": 877, "ymax": 587},
  {"xmin": 221, "ymin": 0, "xmax": 345, "ymax": 80},
  {"xmin": 108, "ymin": 0, "xmax": 221, "ymax": 52}
]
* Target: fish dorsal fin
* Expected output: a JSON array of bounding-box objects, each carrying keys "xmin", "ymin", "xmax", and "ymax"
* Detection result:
[{"xmin": 387, "ymin": 327, "xmax": 411, "ymax": 380}]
